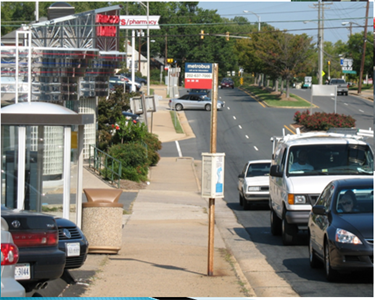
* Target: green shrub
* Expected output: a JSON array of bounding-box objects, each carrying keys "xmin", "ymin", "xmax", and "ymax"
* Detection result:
[{"xmin": 107, "ymin": 142, "xmax": 149, "ymax": 182}]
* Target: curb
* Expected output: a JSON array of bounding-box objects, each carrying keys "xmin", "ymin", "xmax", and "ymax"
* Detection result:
[{"xmin": 187, "ymin": 158, "xmax": 296, "ymax": 297}]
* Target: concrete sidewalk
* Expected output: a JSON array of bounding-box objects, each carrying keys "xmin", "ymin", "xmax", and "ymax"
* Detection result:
[
  {"xmin": 78, "ymin": 158, "xmax": 255, "ymax": 297},
  {"xmin": 60, "ymin": 85, "xmax": 298, "ymax": 297}
]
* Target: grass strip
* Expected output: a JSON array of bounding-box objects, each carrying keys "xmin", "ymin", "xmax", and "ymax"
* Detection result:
[
  {"xmin": 243, "ymin": 85, "xmax": 311, "ymax": 107},
  {"xmin": 170, "ymin": 111, "xmax": 184, "ymax": 133}
]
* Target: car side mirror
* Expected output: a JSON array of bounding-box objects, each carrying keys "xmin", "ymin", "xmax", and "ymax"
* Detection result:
[
  {"xmin": 312, "ymin": 205, "xmax": 326, "ymax": 215},
  {"xmin": 270, "ymin": 165, "xmax": 282, "ymax": 177}
]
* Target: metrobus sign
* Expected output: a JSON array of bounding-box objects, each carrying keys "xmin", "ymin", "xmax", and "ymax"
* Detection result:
[{"xmin": 185, "ymin": 63, "xmax": 213, "ymax": 89}]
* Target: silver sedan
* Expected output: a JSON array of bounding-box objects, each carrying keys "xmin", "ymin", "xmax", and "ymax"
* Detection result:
[{"xmin": 169, "ymin": 94, "xmax": 224, "ymax": 111}]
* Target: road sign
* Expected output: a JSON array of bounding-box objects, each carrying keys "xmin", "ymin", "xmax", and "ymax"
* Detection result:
[
  {"xmin": 342, "ymin": 70, "xmax": 357, "ymax": 74},
  {"xmin": 342, "ymin": 58, "xmax": 353, "ymax": 71},
  {"xmin": 201, "ymin": 153, "xmax": 225, "ymax": 198},
  {"xmin": 185, "ymin": 63, "xmax": 213, "ymax": 89},
  {"xmin": 322, "ymin": 71, "xmax": 325, "ymax": 76}
]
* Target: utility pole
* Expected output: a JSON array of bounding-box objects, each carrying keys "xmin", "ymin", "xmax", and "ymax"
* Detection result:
[
  {"xmin": 311, "ymin": 1, "xmax": 331, "ymax": 85},
  {"xmin": 318, "ymin": 0, "xmax": 322, "ymax": 85},
  {"xmin": 358, "ymin": 0, "xmax": 369, "ymax": 94}
]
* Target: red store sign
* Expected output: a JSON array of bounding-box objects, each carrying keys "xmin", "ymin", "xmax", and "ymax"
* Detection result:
[{"xmin": 96, "ymin": 14, "xmax": 119, "ymax": 37}]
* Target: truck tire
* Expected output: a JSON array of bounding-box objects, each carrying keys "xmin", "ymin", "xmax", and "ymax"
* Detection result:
[
  {"xmin": 243, "ymin": 199, "xmax": 252, "ymax": 210},
  {"xmin": 270, "ymin": 209, "xmax": 282, "ymax": 236},
  {"xmin": 282, "ymin": 216, "xmax": 297, "ymax": 245}
]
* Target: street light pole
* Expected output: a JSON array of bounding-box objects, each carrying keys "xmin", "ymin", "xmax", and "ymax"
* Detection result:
[
  {"xmin": 243, "ymin": 10, "xmax": 261, "ymax": 84},
  {"xmin": 243, "ymin": 10, "xmax": 260, "ymax": 32}
]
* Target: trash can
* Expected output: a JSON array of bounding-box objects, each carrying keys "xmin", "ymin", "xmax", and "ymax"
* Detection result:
[{"xmin": 82, "ymin": 188, "xmax": 123, "ymax": 254}]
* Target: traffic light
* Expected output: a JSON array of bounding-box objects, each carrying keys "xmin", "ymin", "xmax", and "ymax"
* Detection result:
[
  {"xmin": 328, "ymin": 61, "xmax": 330, "ymax": 65},
  {"xmin": 200, "ymin": 30, "xmax": 204, "ymax": 39},
  {"xmin": 226, "ymin": 32, "xmax": 229, "ymax": 41},
  {"xmin": 167, "ymin": 58, "xmax": 173, "ymax": 64}
]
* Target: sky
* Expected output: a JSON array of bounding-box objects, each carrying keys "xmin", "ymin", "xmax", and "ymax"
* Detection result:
[{"xmin": 197, "ymin": 1, "xmax": 373, "ymax": 45}]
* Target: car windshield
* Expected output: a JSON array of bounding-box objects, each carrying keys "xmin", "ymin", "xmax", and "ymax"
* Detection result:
[
  {"xmin": 335, "ymin": 187, "xmax": 373, "ymax": 214},
  {"xmin": 287, "ymin": 144, "xmax": 374, "ymax": 176},
  {"xmin": 332, "ymin": 80, "xmax": 345, "ymax": 84},
  {"xmin": 246, "ymin": 163, "xmax": 271, "ymax": 177}
]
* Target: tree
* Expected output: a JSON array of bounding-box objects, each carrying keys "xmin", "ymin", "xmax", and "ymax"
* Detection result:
[
  {"xmin": 1, "ymin": 2, "xmax": 36, "ymax": 35},
  {"xmin": 345, "ymin": 32, "xmax": 373, "ymax": 81},
  {"xmin": 254, "ymin": 30, "xmax": 314, "ymax": 98}
]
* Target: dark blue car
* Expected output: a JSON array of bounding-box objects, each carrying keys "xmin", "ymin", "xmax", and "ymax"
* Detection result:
[{"xmin": 308, "ymin": 177, "xmax": 373, "ymax": 281}]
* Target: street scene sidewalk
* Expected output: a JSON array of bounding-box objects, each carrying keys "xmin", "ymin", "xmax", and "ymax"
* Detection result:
[
  {"xmin": 59, "ymin": 84, "xmax": 372, "ymax": 297},
  {"xmin": 58, "ymin": 85, "xmax": 299, "ymax": 297}
]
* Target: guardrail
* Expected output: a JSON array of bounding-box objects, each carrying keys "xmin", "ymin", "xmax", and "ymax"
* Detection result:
[{"xmin": 88, "ymin": 145, "xmax": 122, "ymax": 188}]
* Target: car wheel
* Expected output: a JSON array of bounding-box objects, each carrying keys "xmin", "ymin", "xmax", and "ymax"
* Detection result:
[
  {"xmin": 243, "ymin": 199, "xmax": 252, "ymax": 210},
  {"xmin": 239, "ymin": 194, "xmax": 243, "ymax": 206},
  {"xmin": 270, "ymin": 209, "xmax": 282, "ymax": 236},
  {"xmin": 205, "ymin": 104, "xmax": 211, "ymax": 111},
  {"xmin": 345, "ymin": 92, "xmax": 348, "ymax": 96},
  {"xmin": 324, "ymin": 239, "xmax": 339, "ymax": 282},
  {"xmin": 232, "ymin": 86, "xmax": 234, "ymax": 89},
  {"xmin": 309, "ymin": 232, "xmax": 320, "ymax": 268},
  {"xmin": 282, "ymin": 216, "xmax": 297, "ymax": 245},
  {"xmin": 175, "ymin": 104, "xmax": 183, "ymax": 111}
]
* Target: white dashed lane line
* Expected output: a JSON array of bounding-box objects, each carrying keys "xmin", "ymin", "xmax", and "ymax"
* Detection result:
[
  {"xmin": 231, "ymin": 114, "xmax": 259, "ymax": 150},
  {"xmin": 359, "ymin": 109, "xmax": 364, "ymax": 113}
]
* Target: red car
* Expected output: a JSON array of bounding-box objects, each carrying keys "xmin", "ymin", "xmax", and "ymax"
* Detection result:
[{"xmin": 220, "ymin": 78, "xmax": 234, "ymax": 89}]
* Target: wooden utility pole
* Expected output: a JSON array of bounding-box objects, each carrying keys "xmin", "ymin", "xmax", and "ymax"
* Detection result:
[
  {"xmin": 207, "ymin": 63, "xmax": 218, "ymax": 276},
  {"xmin": 358, "ymin": 0, "xmax": 369, "ymax": 94}
]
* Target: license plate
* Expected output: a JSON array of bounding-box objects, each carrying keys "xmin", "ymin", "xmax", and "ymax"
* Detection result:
[
  {"xmin": 15, "ymin": 263, "xmax": 31, "ymax": 280},
  {"xmin": 66, "ymin": 242, "xmax": 80, "ymax": 257}
]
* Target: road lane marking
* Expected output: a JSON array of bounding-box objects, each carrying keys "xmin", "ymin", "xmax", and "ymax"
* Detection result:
[
  {"xmin": 344, "ymin": 103, "xmax": 348, "ymax": 106},
  {"xmin": 175, "ymin": 140, "xmax": 182, "ymax": 157},
  {"xmin": 254, "ymin": 146, "xmax": 259, "ymax": 151},
  {"xmin": 239, "ymin": 125, "xmax": 242, "ymax": 129},
  {"xmin": 245, "ymin": 135, "xmax": 249, "ymax": 139},
  {"xmin": 359, "ymin": 109, "xmax": 364, "ymax": 113},
  {"xmin": 284, "ymin": 125, "xmax": 295, "ymax": 134},
  {"xmin": 233, "ymin": 116, "xmax": 236, "ymax": 120},
  {"xmin": 227, "ymin": 107, "xmax": 230, "ymax": 110}
]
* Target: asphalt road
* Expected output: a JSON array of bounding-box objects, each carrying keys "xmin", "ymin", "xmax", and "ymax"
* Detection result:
[{"xmin": 160, "ymin": 86, "xmax": 374, "ymax": 297}]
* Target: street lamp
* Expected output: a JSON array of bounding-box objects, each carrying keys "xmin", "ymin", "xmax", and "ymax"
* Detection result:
[
  {"xmin": 341, "ymin": 21, "xmax": 362, "ymax": 37},
  {"xmin": 139, "ymin": 2, "xmax": 150, "ymax": 96},
  {"xmin": 243, "ymin": 10, "xmax": 260, "ymax": 32}
]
